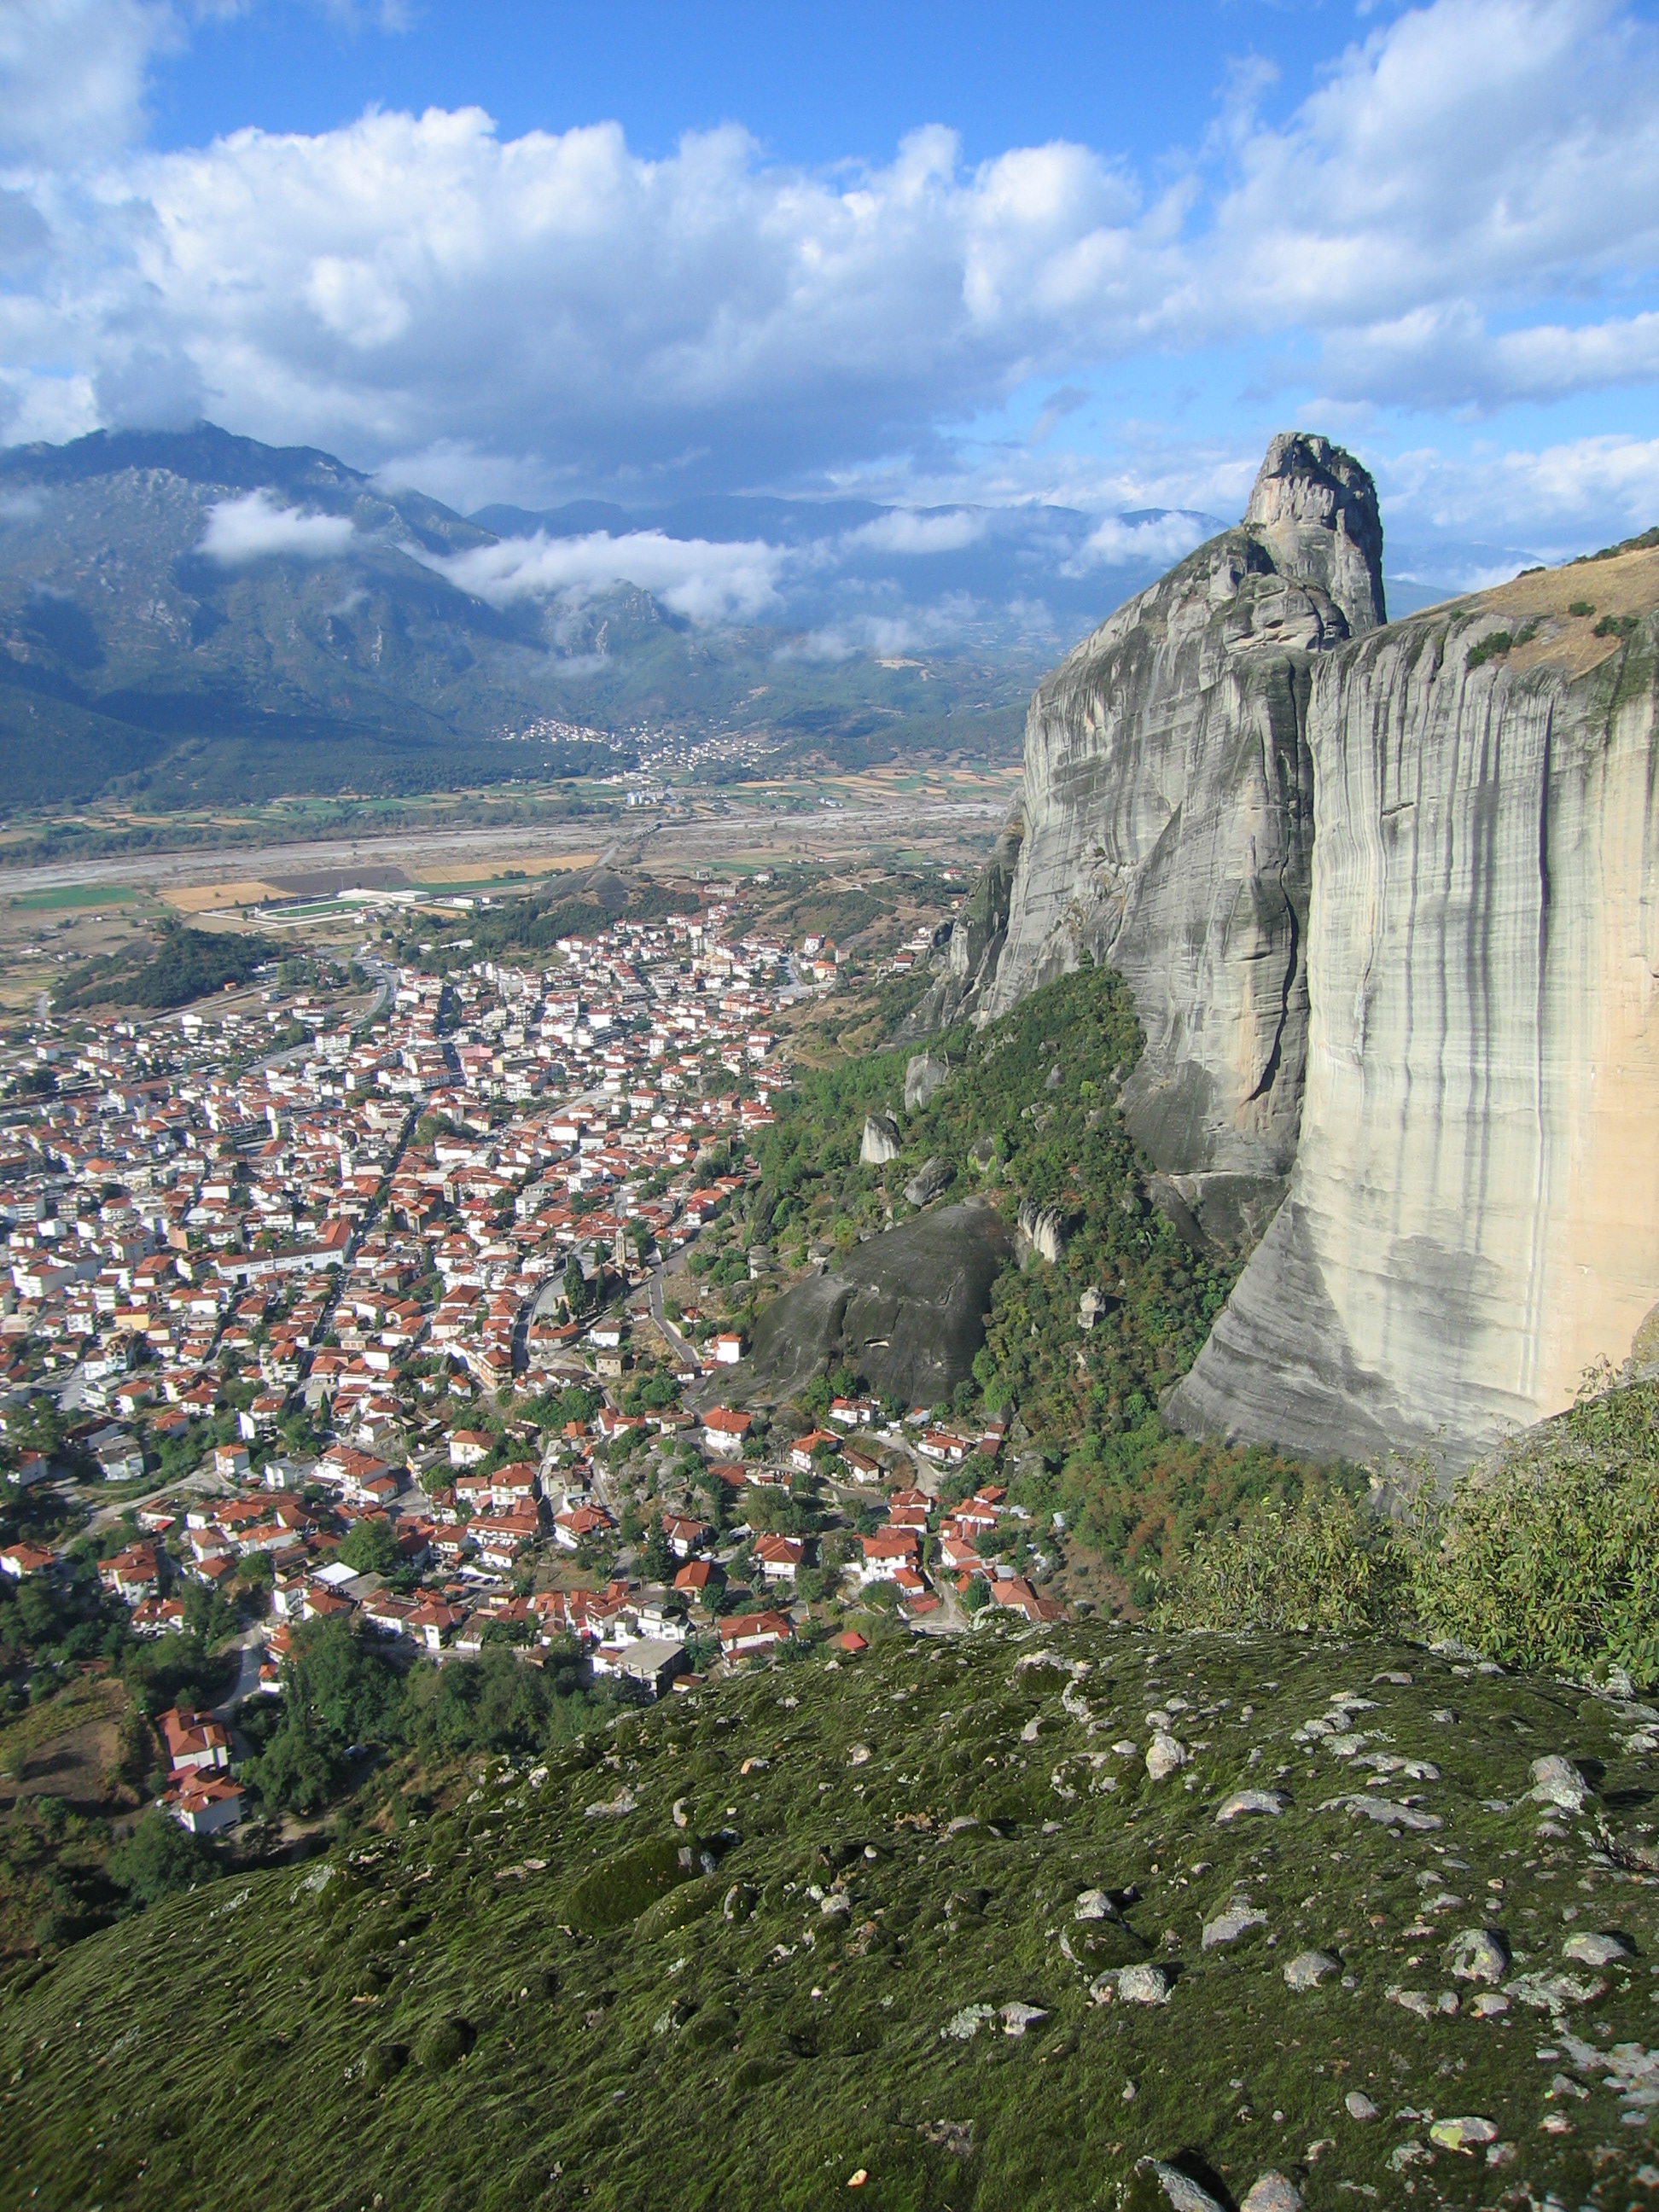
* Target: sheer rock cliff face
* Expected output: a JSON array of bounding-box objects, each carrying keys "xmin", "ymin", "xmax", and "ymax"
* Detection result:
[
  {"xmin": 938, "ymin": 427, "xmax": 1659, "ymax": 1464},
  {"xmin": 1167, "ymin": 562, "xmax": 1659, "ymax": 1462},
  {"xmin": 946, "ymin": 433, "xmax": 1385, "ymax": 1249}
]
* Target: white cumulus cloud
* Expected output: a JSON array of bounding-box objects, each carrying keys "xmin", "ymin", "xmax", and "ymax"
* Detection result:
[
  {"xmin": 840, "ymin": 509, "xmax": 987, "ymax": 556},
  {"xmin": 1067, "ymin": 512, "xmax": 1213, "ymax": 571},
  {"xmin": 430, "ymin": 529, "xmax": 785, "ymax": 626},
  {"xmin": 198, "ymin": 489, "xmax": 356, "ymax": 563},
  {"xmin": 0, "ymin": 0, "xmax": 179, "ymax": 165},
  {"xmin": 0, "ymin": 0, "xmax": 1655, "ymax": 567},
  {"xmin": 2, "ymin": 0, "xmax": 1644, "ymax": 487}
]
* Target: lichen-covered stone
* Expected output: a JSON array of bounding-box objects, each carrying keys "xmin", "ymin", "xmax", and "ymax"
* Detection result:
[
  {"xmin": 1563, "ymin": 1931, "xmax": 1632, "ymax": 1967},
  {"xmin": 1283, "ymin": 1949, "xmax": 1340, "ymax": 1991},
  {"xmin": 1428, "ymin": 2115, "xmax": 1499, "ymax": 2152},
  {"xmin": 1215, "ymin": 1789, "xmax": 1286, "ymax": 1823},
  {"xmin": 1240, "ymin": 2175, "xmax": 1303, "ymax": 2212},
  {"xmin": 1202, "ymin": 1901, "xmax": 1267, "ymax": 1950},
  {"xmin": 1530, "ymin": 1755, "xmax": 1592, "ymax": 1809},
  {"xmin": 1446, "ymin": 1928, "xmax": 1510, "ymax": 1984},
  {"xmin": 1145, "ymin": 1733, "xmax": 1188, "ymax": 1781},
  {"xmin": 1115, "ymin": 1964, "xmax": 1173, "ymax": 2005}
]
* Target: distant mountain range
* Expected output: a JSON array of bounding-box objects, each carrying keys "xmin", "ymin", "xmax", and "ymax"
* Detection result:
[{"xmin": 0, "ymin": 422, "xmax": 1225, "ymax": 810}]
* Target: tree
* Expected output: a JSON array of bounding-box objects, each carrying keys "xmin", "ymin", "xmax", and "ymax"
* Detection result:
[
  {"xmin": 121, "ymin": 1629, "xmax": 231, "ymax": 1718},
  {"xmin": 640, "ymin": 1522, "xmax": 673, "ymax": 1584},
  {"xmin": 247, "ymin": 1718, "xmax": 336, "ymax": 1814},
  {"xmin": 287, "ymin": 1615, "xmax": 404, "ymax": 1747},
  {"xmin": 181, "ymin": 1579, "xmax": 237, "ymax": 1644},
  {"xmin": 109, "ymin": 1810, "xmax": 218, "ymax": 1907},
  {"xmin": 562, "ymin": 1259, "xmax": 596, "ymax": 1320},
  {"xmin": 339, "ymin": 1517, "xmax": 400, "ymax": 1576},
  {"xmin": 403, "ymin": 1644, "xmax": 556, "ymax": 1759}
]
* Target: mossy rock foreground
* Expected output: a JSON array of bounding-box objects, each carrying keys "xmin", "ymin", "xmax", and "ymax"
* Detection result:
[{"xmin": 5, "ymin": 1621, "xmax": 1659, "ymax": 2211}]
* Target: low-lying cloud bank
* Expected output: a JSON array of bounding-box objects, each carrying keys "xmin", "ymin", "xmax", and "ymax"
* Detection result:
[
  {"xmin": 198, "ymin": 490, "xmax": 356, "ymax": 566},
  {"xmin": 428, "ymin": 528, "xmax": 785, "ymax": 625}
]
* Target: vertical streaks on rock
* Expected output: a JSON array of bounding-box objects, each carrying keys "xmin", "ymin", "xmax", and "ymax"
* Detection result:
[
  {"xmin": 1242, "ymin": 430, "xmax": 1388, "ymax": 637},
  {"xmin": 1169, "ymin": 595, "xmax": 1659, "ymax": 1464},
  {"xmin": 914, "ymin": 435, "xmax": 1384, "ymax": 1254}
]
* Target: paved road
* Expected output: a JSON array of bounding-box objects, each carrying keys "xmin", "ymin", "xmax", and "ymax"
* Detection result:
[
  {"xmin": 643, "ymin": 1259, "xmax": 700, "ymax": 1371},
  {"xmin": 212, "ymin": 1627, "xmax": 268, "ymax": 1721},
  {"xmin": 245, "ymin": 956, "xmax": 394, "ymax": 1076},
  {"xmin": 72, "ymin": 1465, "xmax": 224, "ymax": 1540}
]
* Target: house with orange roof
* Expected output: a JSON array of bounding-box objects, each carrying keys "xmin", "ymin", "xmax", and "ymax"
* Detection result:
[
  {"xmin": 858, "ymin": 1527, "xmax": 920, "ymax": 1585},
  {"xmin": 700, "ymin": 1406, "xmax": 751, "ymax": 1457},
  {"xmin": 165, "ymin": 1774, "xmax": 242, "ymax": 1834},
  {"xmin": 752, "ymin": 1531, "xmax": 805, "ymax": 1581},
  {"xmin": 156, "ymin": 1705, "xmax": 230, "ymax": 1776},
  {"xmin": 717, "ymin": 1609, "xmax": 793, "ymax": 1657}
]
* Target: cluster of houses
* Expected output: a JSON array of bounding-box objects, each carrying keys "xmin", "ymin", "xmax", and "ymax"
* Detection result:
[
  {"xmin": 1, "ymin": 878, "xmax": 1068, "ymax": 1844},
  {"xmin": 155, "ymin": 1703, "xmax": 243, "ymax": 1833}
]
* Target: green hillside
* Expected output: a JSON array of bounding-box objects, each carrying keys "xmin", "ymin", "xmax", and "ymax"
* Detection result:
[{"xmin": 4, "ymin": 1617, "xmax": 1656, "ymax": 2212}]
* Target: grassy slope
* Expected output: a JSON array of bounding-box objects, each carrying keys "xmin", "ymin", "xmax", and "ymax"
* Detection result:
[{"xmin": 5, "ymin": 1618, "xmax": 1656, "ymax": 2212}]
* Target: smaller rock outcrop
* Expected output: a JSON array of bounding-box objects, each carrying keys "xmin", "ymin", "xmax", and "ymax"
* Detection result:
[
  {"xmin": 899, "ymin": 815, "xmax": 1023, "ymax": 1038},
  {"xmin": 903, "ymin": 1156, "xmax": 950, "ymax": 1209},
  {"xmin": 904, "ymin": 1051, "xmax": 950, "ymax": 1110},
  {"xmin": 860, "ymin": 1114, "xmax": 901, "ymax": 1166},
  {"xmin": 1241, "ymin": 430, "xmax": 1387, "ymax": 637},
  {"xmin": 1017, "ymin": 1197, "xmax": 1067, "ymax": 1266},
  {"xmin": 1283, "ymin": 1949, "xmax": 1340, "ymax": 1991},
  {"xmin": 1446, "ymin": 1929, "xmax": 1509, "ymax": 1985},
  {"xmin": 736, "ymin": 1200, "xmax": 1015, "ymax": 1407}
]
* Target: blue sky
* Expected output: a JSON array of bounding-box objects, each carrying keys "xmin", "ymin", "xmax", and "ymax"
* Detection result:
[
  {"xmin": 143, "ymin": 3, "xmax": 1250, "ymax": 172},
  {"xmin": 2, "ymin": 0, "xmax": 1658, "ymax": 621}
]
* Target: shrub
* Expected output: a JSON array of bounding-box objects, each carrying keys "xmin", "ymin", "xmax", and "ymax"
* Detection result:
[
  {"xmin": 565, "ymin": 1838, "xmax": 695, "ymax": 1933},
  {"xmin": 634, "ymin": 1872, "xmax": 722, "ymax": 1941},
  {"xmin": 1410, "ymin": 1375, "xmax": 1659, "ymax": 1685},
  {"xmin": 337, "ymin": 1516, "xmax": 399, "ymax": 1575},
  {"xmin": 1151, "ymin": 1374, "xmax": 1659, "ymax": 1688},
  {"xmin": 1153, "ymin": 1490, "xmax": 1405, "ymax": 1634},
  {"xmin": 108, "ymin": 1809, "xmax": 218, "ymax": 1908},
  {"xmin": 363, "ymin": 2040, "xmax": 409, "ymax": 2089}
]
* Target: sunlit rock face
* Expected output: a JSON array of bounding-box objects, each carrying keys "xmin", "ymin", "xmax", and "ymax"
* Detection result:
[
  {"xmin": 1168, "ymin": 562, "xmax": 1659, "ymax": 1464},
  {"xmin": 973, "ymin": 434, "xmax": 1384, "ymax": 1249},
  {"xmin": 935, "ymin": 424, "xmax": 1659, "ymax": 1466}
]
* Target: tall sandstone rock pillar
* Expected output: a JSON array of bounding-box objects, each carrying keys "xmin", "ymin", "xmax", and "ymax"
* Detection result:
[
  {"xmin": 939, "ymin": 434, "xmax": 1386, "ymax": 1250},
  {"xmin": 932, "ymin": 428, "xmax": 1659, "ymax": 1466}
]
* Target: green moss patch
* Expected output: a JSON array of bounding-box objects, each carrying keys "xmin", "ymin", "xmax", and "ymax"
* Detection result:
[{"xmin": 565, "ymin": 1837, "xmax": 698, "ymax": 1933}]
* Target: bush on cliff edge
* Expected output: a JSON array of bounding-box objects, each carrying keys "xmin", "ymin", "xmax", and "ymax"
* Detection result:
[{"xmin": 1155, "ymin": 1370, "xmax": 1659, "ymax": 1687}]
